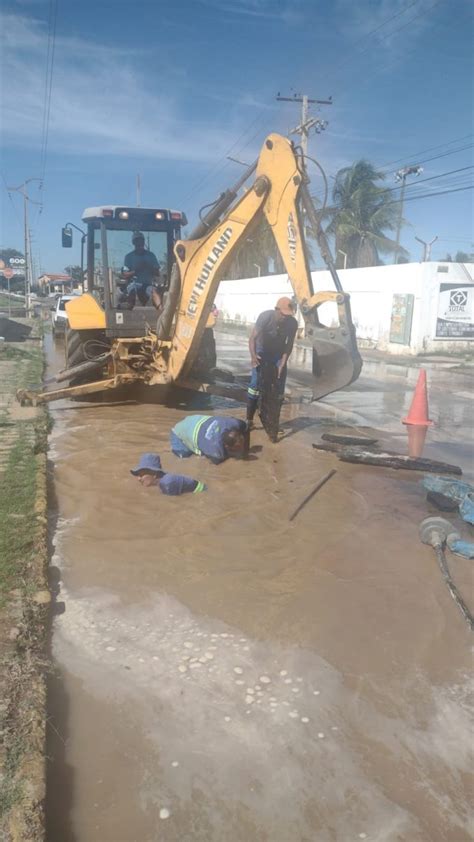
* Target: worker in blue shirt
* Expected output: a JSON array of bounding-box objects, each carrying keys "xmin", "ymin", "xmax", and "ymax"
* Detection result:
[
  {"xmin": 119, "ymin": 232, "xmax": 162, "ymax": 308},
  {"xmin": 130, "ymin": 453, "xmax": 206, "ymax": 495},
  {"xmin": 170, "ymin": 415, "xmax": 249, "ymax": 464}
]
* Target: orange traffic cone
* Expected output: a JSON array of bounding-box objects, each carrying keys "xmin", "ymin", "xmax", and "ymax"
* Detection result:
[
  {"xmin": 406, "ymin": 424, "xmax": 428, "ymax": 458},
  {"xmin": 402, "ymin": 369, "xmax": 433, "ymax": 427}
]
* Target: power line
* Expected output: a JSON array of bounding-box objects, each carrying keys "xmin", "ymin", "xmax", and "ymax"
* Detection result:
[
  {"xmin": 39, "ymin": 0, "xmax": 58, "ymax": 202},
  {"xmin": 329, "ymin": 0, "xmax": 446, "ymax": 96},
  {"xmin": 388, "ymin": 184, "xmax": 473, "ymax": 205},
  {"xmin": 318, "ymin": 0, "xmax": 423, "ymax": 87},
  {"xmin": 379, "ymin": 165, "xmax": 474, "ymax": 197},
  {"xmin": 311, "ymin": 143, "xmax": 474, "ymax": 204},
  {"xmin": 389, "ymin": 143, "xmax": 474, "ymax": 173},
  {"xmin": 182, "ymin": 3, "xmax": 431, "ymax": 209},
  {"xmin": 380, "ymin": 133, "xmax": 474, "ymax": 169},
  {"xmin": 0, "ymin": 171, "xmax": 23, "ymax": 233}
]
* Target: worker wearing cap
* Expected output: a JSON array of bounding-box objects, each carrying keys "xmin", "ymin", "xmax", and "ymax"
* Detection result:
[
  {"xmin": 247, "ymin": 297, "xmax": 298, "ymax": 424},
  {"xmin": 119, "ymin": 232, "xmax": 161, "ymax": 308},
  {"xmin": 130, "ymin": 453, "xmax": 206, "ymax": 495}
]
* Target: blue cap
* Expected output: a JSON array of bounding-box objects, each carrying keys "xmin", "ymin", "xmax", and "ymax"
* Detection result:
[{"xmin": 130, "ymin": 453, "xmax": 163, "ymax": 475}]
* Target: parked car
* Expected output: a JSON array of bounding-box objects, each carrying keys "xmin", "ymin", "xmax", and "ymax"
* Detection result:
[{"xmin": 51, "ymin": 294, "xmax": 79, "ymax": 336}]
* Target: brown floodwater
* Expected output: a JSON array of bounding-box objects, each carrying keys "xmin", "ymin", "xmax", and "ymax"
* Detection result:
[{"xmin": 45, "ymin": 332, "xmax": 473, "ymax": 842}]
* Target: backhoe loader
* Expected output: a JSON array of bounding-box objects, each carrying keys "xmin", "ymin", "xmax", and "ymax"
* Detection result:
[{"xmin": 18, "ymin": 133, "xmax": 362, "ymax": 437}]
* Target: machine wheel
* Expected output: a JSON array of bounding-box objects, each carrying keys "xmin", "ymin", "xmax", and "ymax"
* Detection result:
[{"xmin": 65, "ymin": 328, "xmax": 110, "ymax": 385}]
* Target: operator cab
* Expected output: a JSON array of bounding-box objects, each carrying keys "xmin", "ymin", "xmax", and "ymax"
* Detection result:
[{"xmin": 82, "ymin": 206, "xmax": 186, "ymax": 338}]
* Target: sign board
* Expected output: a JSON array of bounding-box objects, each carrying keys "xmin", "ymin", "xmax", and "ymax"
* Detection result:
[
  {"xmin": 9, "ymin": 257, "xmax": 26, "ymax": 267},
  {"xmin": 1, "ymin": 268, "xmax": 14, "ymax": 279},
  {"xmin": 389, "ymin": 293, "xmax": 414, "ymax": 345},
  {"xmin": 436, "ymin": 283, "xmax": 474, "ymax": 339}
]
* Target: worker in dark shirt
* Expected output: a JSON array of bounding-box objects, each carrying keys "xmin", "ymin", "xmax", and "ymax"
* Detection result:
[
  {"xmin": 170, "ymin": 415, "xmax": 249, "ymax": 463},
  {"xmin": 247, "ymin": 297, "xmax": 298, "ymax": 424}
]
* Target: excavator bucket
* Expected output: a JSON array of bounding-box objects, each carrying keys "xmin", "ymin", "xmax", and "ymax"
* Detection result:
[{"xmin": 309, "ymin": 322, "xmax": 362, "ymax": 401}]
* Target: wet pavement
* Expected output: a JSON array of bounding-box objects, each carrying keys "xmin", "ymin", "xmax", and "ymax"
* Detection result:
[{"xmin": 45, "ymin": 331, "xmax": 473, "ymax": 842}]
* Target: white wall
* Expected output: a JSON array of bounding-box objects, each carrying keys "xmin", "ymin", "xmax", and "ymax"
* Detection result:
[{"xmin": 215, "ymin": 262, "xmax": 474, "ymax": 355}]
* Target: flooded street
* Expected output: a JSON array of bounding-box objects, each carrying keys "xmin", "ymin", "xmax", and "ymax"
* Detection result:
[{"xmin": 45, "ymin": 332, "xmax": 473, "ymax": 842}]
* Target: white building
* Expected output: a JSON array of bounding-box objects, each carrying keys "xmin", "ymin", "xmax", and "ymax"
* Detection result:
[{"xmin": 215, "ymin": 261, "xmax": 474, "ymax": 355}]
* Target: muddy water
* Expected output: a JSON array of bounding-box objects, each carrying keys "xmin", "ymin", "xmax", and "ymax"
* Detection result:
[{"xmin": 46, "ymin": 334, "xmax": 473, "ymax": 841}]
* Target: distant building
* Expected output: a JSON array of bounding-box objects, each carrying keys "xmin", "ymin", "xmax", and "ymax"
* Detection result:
[
  {"xmin": 37, "ymin": 274, "xmax": 81, "ymax": 295},
  {"xmin": 215, "ymin": 261, "xmax": 474, "ymax": 355}
]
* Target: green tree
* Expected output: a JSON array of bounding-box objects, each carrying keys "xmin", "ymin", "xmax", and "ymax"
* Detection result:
[
  {"xmin": 323, "ymin": 160, "xmax": 408, "ymax": 268},
  {"xmin": 64, "ymin": 265, "xmax": 83, "ymax": 284},
  {"xmin": 443, "ymin": 251, "xmax": 474, "ymax": 263},
  {"xmin": 226, "ymin": 218, "xmax": 286, "ymax": 279}
]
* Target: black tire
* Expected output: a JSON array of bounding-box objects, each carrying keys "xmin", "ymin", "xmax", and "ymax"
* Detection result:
[{"xmin": 65, "ymin": 328, "xmax": 110, "ymax": 386}]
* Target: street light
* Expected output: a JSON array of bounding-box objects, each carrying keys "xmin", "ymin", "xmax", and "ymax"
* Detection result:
[
  {"xmin": 337, "ymin": 249, "xmax": 348, "ymax": 270},
  {"xmin": 394, "ymin": 165, "xmax": 423, "ymax": 256}
]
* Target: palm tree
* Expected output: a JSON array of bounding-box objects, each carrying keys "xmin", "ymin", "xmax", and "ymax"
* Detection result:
[
  {"xmin": 226, "ymin": 218, "xmax": 286, "ymax": 279},
  {"xmin": 324, "ymin": 160, "xmax": 408, "ymax": 268}
]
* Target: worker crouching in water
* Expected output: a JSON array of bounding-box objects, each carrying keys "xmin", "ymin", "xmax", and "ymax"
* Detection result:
[
  {"xmin": 247, "ymin": 297, "xmax": 298, "ymax": 425},
  {"xmin": 170, "ymin": 415, "xmax": 249, "ymax": 464},
  {"xmin": 131, "ymin": 453, "xmax": 206, "ymax": 495}
]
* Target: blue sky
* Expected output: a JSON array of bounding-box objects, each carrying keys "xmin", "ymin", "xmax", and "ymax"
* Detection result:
[{"xmin": 1, "ymin": 0, "xmax": 473, "ymax": 275}]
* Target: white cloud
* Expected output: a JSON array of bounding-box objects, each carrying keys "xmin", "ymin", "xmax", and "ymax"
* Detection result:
[
  {"xmin": 0, "ymin": 12, "xmax": 245, "ymax": 163},
  {"xmin": 196, "ymin": 0, "xmax": 302, "ymax": 23}
]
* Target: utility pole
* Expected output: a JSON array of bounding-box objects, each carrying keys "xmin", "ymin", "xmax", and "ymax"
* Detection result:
[
  {"xmin": 394, "ymin": 165, "xmax": 423, "ymax": 258},
  {"xmin": 6, "ymin": 178, "xmax": 41, "ymax": 316},
  {"xmin": 415, "ymin": 235, "xmax": 438, "ymax": 262},
  {"xmin": 276, "ymin": 92, "xmax": 332, "ymax": 157},
  {"xmin": 136, "ymin": 174, "xmax": 141, "ymax": 207}
]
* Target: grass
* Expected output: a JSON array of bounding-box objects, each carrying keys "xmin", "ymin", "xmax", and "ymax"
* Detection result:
[{"xmin": 0, "ymin": 427, "xmax": 38, "ymax": 605}]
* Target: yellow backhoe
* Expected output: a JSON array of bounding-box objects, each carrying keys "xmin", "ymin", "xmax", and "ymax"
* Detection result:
[{"xmin": 18, "ymin": 133, "xmax": 362, "ymax": 434}]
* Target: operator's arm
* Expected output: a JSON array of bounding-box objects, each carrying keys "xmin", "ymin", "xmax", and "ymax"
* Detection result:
[{"xmin": 121, "ymin": 253, "xmax": 135, "ymax": 281}]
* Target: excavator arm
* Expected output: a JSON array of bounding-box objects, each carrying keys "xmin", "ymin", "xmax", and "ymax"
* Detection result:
[{"xmin": 166, "ymin": 133, "xmax": 362, "ymax": 399}]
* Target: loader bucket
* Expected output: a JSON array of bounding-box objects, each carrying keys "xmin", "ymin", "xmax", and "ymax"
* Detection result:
[
  {"xmin": 310, "ymin": 325, "xmax": 362, "ymax": 401},
  {"xmin": 307, "ymin": 294, "xmax": 362, "ymax": 402}
]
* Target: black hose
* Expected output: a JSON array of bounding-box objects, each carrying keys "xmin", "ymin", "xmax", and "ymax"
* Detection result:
[{"xmin": 434, "ymin": 544, "xmax": 474, "ymax": 631}]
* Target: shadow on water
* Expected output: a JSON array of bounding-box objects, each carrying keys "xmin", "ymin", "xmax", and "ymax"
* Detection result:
[{"xmin": 45, "ymin": 458, "xmax": 77, "ymax": 842}]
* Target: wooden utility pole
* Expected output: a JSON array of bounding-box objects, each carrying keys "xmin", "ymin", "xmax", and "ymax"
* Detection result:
[
  {"xmin": 276, "ymin": 93, "xmax": 332, "ymax": 156},
  {"xmin": 6, "ymin": 178, "xmax": 41, "ymax": 316}
]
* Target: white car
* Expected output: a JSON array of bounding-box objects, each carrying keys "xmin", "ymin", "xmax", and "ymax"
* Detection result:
[{"xmin": 51, "ymin": 294, "xmax": 79, "ymax": 336}]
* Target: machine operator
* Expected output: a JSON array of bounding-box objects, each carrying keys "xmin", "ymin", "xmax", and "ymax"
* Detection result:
[{"xmin": 119, "ymin": 231, "xmax": 163, "ymax": 309}]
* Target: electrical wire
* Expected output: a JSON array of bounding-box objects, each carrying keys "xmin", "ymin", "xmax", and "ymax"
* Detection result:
[
  {"xmin": 302, "ymin": 154, "xmax": 329, "ymax": 215},
  {"xmin": 387, "ymin": 184, "xmax": 473, "ymax": 205},
  {"xmin": 0, "ymin": 171, "xmax": 23, "ymax": 233},
  {"xmin": 380, "ymin": 133, "xmax": 474, "ymax": 170},
  {"xmin": 310, "ymin": 145, "xmax": 474, "ymax": 204},
  {"xmin": 38, "ymin": 0, "xmax": 58, "ymax": 217}
]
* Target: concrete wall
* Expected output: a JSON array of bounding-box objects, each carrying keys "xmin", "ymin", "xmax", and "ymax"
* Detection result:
[{"xmin": 215, "ymin": 262, "xmax": 474, "ymax": 355}]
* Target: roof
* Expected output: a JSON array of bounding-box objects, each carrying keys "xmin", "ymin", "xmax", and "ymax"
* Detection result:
[{"xmin": 81, "ymin": 206, "xmax": 184, "ymax": 220}]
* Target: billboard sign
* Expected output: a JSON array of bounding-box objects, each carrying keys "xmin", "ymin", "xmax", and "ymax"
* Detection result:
[{"xmin": 436, "ymin": 283, "xmax": 474, "ymax": 339}]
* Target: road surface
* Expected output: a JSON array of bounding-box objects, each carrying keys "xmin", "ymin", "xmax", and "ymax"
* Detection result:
[{"xmin": 46, "ymin": 331, "xmax": 473, "ymax": 841}]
